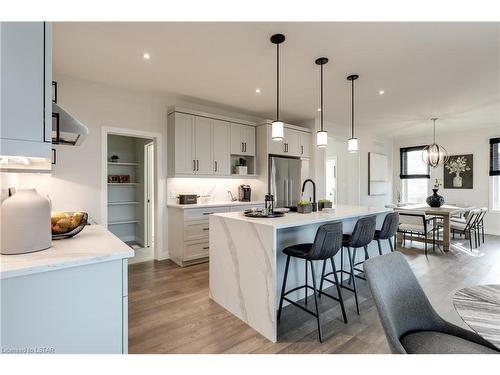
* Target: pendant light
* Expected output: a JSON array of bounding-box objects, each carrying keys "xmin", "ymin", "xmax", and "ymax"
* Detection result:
[
  {"xmin": 315, "ymin": 57, "xmax": 328, "ymax": 148},
  {"xmin": 347, "ymin": 74, "xmax": 359, "ymax": 153},
  {"xmin": 422, "ymin": 118, "xmax": 449, "ymax": 167},
  {"xmin": 270, "ymin": 34, "xmax": 285, "ymax": 141}
]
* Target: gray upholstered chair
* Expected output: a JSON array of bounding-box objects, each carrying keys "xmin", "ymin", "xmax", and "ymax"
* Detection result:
[{"xmin": 364, "ymin": 252, "xmax": 499, "ymax": 354}]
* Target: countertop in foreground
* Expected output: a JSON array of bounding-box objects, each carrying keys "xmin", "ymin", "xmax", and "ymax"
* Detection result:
[
  {"xmin": 211, "ymin": 205, "xmax": 391, "ymax": 229},
  {"xmin": 0, "ymin": 225, "xmax": 134, "ymax": 279}
]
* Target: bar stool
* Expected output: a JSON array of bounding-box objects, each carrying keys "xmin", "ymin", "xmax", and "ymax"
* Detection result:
[
  {"xmin": 325, "ymin": 215, "xmax": 376, "ymax": 315},
  {"xmin": 278, "ymin": 222, "xmax": 345, "ymax": 342},
  {"xmin": 374, "ymin": 212, "xmax": 399, "ymax": 255}
]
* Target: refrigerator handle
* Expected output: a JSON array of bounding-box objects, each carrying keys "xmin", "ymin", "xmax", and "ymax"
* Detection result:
[
  {"xmin": 289, "ymin": 180, "xmax": 293, "ymax": 206},
  {"xmin": 284, "ymin": 179, "xmax": 288, "ymax": 206}
]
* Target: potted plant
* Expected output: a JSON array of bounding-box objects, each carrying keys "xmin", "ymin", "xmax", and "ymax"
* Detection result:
[
  {"xmin": 318, "ymin": 198, "xmax": 332, "ymax": 211},
  {"xmin": 297, "ymin": 200, "xmax": 313, "ymax": 214}
]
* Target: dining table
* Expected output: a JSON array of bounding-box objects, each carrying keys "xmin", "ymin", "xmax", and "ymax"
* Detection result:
[
  {"xmin": 395, "ymin": 204, "xmax": 467, "ymax": 252},
  {"xmin": 453, "ymin": 285, "xmax": 500, "ymax": 350}
]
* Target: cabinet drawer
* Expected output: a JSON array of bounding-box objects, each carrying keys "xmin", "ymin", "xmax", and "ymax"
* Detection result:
[
  {"xmin": 184, "ymin": 241, "xmax": 210, "ymax": 261},
  {"xmin": 183, "ymin": 206, "xmax": 229, "ymax": 222},
  {"xmin": 184, "ymin": 222, "xmax": 210, "ymax": 241}
]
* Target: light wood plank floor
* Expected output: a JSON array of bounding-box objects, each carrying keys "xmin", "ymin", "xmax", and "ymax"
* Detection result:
[{"xmin": 128, "ymin": 235, "xmax": 500, "ymax": 354}]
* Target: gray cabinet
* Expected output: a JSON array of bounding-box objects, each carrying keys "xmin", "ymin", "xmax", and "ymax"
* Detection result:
[{"xmin": 0, "ymin": 22, "xmax": 52, "ymax": 159}]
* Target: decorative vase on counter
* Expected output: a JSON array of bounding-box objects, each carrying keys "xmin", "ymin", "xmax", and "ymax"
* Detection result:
[
  {"xmin": 1, "ymin": 189, "xmax": 51, "ymax": 254},
  {"xmin": 426, "ymin": 188, "xmax": 445, "ymax": 208}
]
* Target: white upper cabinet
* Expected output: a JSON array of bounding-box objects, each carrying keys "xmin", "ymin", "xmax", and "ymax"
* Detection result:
[
  {"xmin": 0, "ymin": 22, "xmax": 52, "ymax": 160},
  {"xmin": 212, "ymin": 120, "xmax": 230, "ymax": 175},
  {"xmin": 266, "ymin": 124, "xmax": 312, "ymax": 158},
  {"xmin": 194, "ymin": 116, "xmax": 213, "ymax": 175},
  {"xmin": 168, "ymin": 110, "xmax": 250, "ymax": 177},
  {"xmin": 298, "ymin": 131, "xmax": 312, "ymax": 158},
  {"xmin": 230, "ymin": 123, "xmax": 255, "ymax": 156},
  {"xmin": 172, "ymin": 112, "xmax": 195, "ymax": 175}
]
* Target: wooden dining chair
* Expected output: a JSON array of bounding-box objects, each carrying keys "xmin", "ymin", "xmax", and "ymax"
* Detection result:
[{"xmin": 397, "ymin": 211, "xmax": 437, "ymax": 256}]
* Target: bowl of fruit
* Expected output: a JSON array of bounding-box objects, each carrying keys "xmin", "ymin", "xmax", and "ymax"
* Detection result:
[{"xmin": 51, "ymin": 211, "xmax": 88, "ymax": 240}]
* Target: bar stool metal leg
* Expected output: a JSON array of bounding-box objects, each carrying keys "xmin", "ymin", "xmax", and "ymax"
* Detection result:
[
  {"xmin": 319, "ymin": 259, "xmax": 327, "ymax": 299},
  {"xmin": 376, "ymin": 239, "xmax": 383, "ymax": 256},
  {"xmin": 388, "ymin": 237, "xmax": 394, "ymax": 252},
  {"xmin": 277, "ymin": 255, "xmax": 291, "ymax": 322},
  {"xmin": 331, "ymin": 258, "xmax": 348, "ymax": 323},
  {"xmin": 305, "ymin": 260, "xmax": 308, "ymax": 306},
  {"xmin": 347, "ymin": 247, "xmax": 360, "ymax": 315},
  {"xmin": 309, "ymin": 260, "xmax": 323, "ymax": 342}
]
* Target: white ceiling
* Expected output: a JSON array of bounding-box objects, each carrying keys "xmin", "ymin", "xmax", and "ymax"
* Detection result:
[{"xmin": 53, "ymin": 22, "xmax": 500, "ymax": 138}]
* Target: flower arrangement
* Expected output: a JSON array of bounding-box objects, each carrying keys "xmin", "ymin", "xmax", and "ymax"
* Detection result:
[
  {"xmin": 433, "ymin": 178, "xmax": 442, "ymax": 189},
  {"xmin": 297, "ymin": 200, "xmax": 312, "ymax": 214},
  {"xmin": 318, "ymin": 198, "xmax": 332, "ymax": 211},
  {"xmin": 445, "ymin": 156, "xmax": 470, "ymax": 177}
]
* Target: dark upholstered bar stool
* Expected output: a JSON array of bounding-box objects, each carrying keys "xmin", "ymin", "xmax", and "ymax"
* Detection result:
[
  {"xmin": 278, "ymin": 222, "xmax": 345, "ymax": 342},
  {"xmin": 326, "ymin": 215, "xmax": 377, "ymax": 315},
  {"xmin": 374, "ymin": 212, "xmax": 399, "ymax": 255}
]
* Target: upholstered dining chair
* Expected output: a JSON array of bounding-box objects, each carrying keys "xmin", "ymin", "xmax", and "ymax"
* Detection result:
[{"xmin": 364, "ymin": 252, "xmax": 499, "ymax": 354}]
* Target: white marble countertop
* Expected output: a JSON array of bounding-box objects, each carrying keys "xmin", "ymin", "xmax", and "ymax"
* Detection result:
[
  {"xmin": 211, "ymin": 205, "xmax": 391, "ymax": 229},
  {"xmin": 167, "ymin": 201, "xmax": 264, "ymax": 209},
  {"xmin": 0, "ymin": 225, "xmax": 134, "ymax": 279}
]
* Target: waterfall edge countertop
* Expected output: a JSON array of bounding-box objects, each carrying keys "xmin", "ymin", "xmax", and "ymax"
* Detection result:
[
  {"xmin": 211, "ymin": 204, "xmax": 390, "ymax": 229},
  {"xmin": 0, "ymin": 224, "xmax": 134, "ymax": 279}
]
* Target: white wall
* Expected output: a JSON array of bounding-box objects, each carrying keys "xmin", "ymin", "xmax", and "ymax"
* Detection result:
[
  {"xmin": 311, "ymin": 118, "xmax": 393, "ymax": 208},
  {"xmin": 0, "ymin": 75, "xmax": 264, "ymax": 260},
  {"xmin": 392, "ymin": 125, "xmax": 500, "ymax": 235}
]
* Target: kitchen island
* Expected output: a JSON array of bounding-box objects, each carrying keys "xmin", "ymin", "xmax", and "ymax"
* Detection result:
[
  {"xmin": 209, "ymin": 205, "xmax": 391, "ymax": 342},
  {"xmin": 0, "ymin": 225, "xmax": 133, "ymax": 354}
]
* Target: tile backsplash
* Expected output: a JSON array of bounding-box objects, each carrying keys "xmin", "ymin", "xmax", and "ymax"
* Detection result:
[{"xmin": 167, "ymin": 177, "xmax": 266, "ymax": 204}]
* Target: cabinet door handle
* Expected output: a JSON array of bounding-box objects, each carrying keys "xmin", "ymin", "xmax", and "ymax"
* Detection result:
[
  {"xmin": 214, "ymin": 160, "xmax": 218, "ymax": 172},
  {"xmin": 203, "ymin": 246, "xmax": 209, "ymax": 250},
  {"xmin": 203, "ymin": 212, "xmax": 214, "ymax": 215},
  {"xmin": 243, "ymin": 142, "xmax": 246, "ymax": 152},
  {"xmin": 301, "ymin": 145, "xmax": 304, "ymax": 155},
  {"xmin": 242, "ymin": 142, "xmax": 244, "ymax": 152},
  {"xmin": 193, "ymin": 160, "xmax": 196, "ymax": 171},
  {"xmin": 203, "ymin": 227, "xmax": 209, "ymax": 231},
  {"xmin": 196, "ymin": 160, "xmax": 199, "ymax": 171}
]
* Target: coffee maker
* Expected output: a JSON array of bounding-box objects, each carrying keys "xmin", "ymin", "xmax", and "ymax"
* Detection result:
[{"xmin": 238, "ymin": 185, "xmax": 251, "ymax": 202}]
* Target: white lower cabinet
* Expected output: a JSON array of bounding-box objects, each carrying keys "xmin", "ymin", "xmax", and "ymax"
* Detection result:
[
  {"xmin": 168, "ymin": 203, "xmax": 263, "ymax": 266},
  {"xmin": 0, "ymin": 259, "xmax": 128, "ymax": 353}
]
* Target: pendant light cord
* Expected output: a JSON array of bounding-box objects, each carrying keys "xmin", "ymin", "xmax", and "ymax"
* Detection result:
[
  {"xmin": 433, "ymin": 118, "xmax": 436, "ymax": 143},
  {"xmin": 276, "ymin": 43, "xmax": 280, "ymax": 122},
  {"xmin": 320, "ymin": 63, "xmax": 324, "ymax": 131},
  {"xmin": 351, "ymin": 79, "xmax": 355, "ymax": 138}
]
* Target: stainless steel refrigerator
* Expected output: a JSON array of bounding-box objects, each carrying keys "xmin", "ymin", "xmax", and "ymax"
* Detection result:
[{"xmin": 269, "ymin": 156, "xmax": 303, "ymax": 208}]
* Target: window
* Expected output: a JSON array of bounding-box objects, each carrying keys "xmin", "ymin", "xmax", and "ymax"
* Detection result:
[
  {"xmin": 490, "ymin": 138, "xmax": 500, "ymax": 211},
  {"xmin": 400, "ymin": 146, "xmax": 430, "ymax": 203}
]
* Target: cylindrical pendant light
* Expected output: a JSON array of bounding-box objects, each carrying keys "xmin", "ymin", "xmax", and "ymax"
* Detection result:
[
  {"xmin": 347, "ymin": 74, "xmax": 359, "ymax": 153},
  {"xmin": 270, "ymin": 34, "xmax": 285, "ymax": 141},
  {"xmin": 422, "ymin": 118, "xmax": 449, "ymax": 167},
  {"xmin": 315, "ymin": 57, "xmax": 329, "ymax": 148}
]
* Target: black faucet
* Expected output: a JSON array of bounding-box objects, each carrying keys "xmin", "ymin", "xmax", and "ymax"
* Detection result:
[{"xmin": 301, "ymin": 179, "xmax": 317, "ymax": 212}]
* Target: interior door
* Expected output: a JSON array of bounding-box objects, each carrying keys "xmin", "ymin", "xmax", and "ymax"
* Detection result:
[
  {"xmin": 212, "ymin": 120, "xmax": 230, "ymax": 175},
  {"xmin": 174, "ymin": 113, "xmax": 195, "ymax": 174},
  {"xmin": 194, "ymin": 116, "xmax": 213, "ymax": 174},
  {"xmin": 144, "ymin": 142, "xmax": 155, "ymax": 248}
]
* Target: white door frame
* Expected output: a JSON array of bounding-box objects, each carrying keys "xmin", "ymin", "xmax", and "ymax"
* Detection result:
[
  {"xmin": 101, "ymin": 126, "xmax": 165, "ymax": 261},
  {"xmin": 144, "ymin": 141, "xmax": 155, "ymax": 249},
  {"xmin": 326, "ymin": 156, "xmax": 338, "ymax": 204}
]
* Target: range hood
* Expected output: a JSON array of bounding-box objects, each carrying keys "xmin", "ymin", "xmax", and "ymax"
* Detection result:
[{"xmin": 52, "ymin": 102, "xmax": 89, "ymax": 145}]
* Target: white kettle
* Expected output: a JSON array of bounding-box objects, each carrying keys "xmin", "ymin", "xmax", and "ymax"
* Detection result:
[{"xmin": 1, "ymin": 189, "xmax": 51, "ymax": 254}]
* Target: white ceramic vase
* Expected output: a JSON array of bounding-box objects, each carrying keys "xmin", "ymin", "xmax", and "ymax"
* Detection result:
[
  {"xmin": 1, "ymin": 189, "xmax": 51, "ymax": 254},
  {"xmin": 453, "ymin": 175, "xmax": 463, "ymax": 188}
]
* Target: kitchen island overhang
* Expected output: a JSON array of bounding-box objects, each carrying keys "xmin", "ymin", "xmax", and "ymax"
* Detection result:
[{"xmin": 209, "ymin": 205, "xmax": 392, "ymax": 342}]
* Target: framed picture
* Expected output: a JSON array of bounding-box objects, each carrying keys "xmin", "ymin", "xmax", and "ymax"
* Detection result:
[
  {"xmin": 368, "ymin": 152, "xmax": 389, "ymax": 195},
  {"xmin": 52, "ymin": 81, "xmax": 57, "ymax": 103},
  {"xmin": 443, "ymin": 154, "xmax": 473, "ymax": 189}
]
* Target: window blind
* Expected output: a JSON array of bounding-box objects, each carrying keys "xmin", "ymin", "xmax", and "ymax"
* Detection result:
[
  {"xmin": 400, "ymin": 145, "xmax": 430, "ymax": 179},
  {"xmin": 490, "ymin": 137, "xmax": 500, "ymax": 176}
]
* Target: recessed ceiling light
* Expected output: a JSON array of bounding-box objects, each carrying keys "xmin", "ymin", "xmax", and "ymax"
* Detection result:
[
  {"xmin": 317, "ymin": 108, "xmax": 321, "ymax": 112},
  {"xmin": 379, "ymin": 90, "xmax": 385, "ymax": 95},
  {"xmin": 255, "ymin": 88, "xmax": 261, "ymax": 93},
  {"xmin": 143, "ymin": 53, "xmax": 150, "ymax": 60}
]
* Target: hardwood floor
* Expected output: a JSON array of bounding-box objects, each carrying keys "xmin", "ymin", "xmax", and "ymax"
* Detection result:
[{"xmin": 128, "ymin": 235, "xmax": 500, "ymax": 354}]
